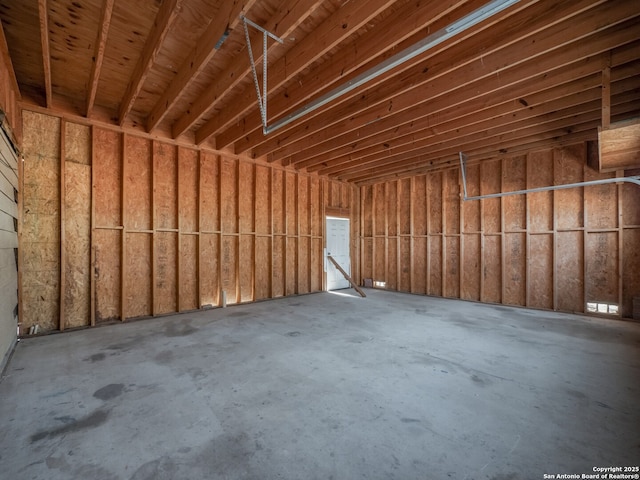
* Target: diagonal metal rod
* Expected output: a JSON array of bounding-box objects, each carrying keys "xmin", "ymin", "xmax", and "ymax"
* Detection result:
[{"xmin": 458, "ymin": 151, "xmax": 640, "ymax": 201}]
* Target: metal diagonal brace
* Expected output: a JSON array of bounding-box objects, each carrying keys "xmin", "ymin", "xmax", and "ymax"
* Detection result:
[
  {"xmin": 459, "ymin": 152, "xmax": 640, "ymax": 201},
  {"xmin": 241, "ymin": 16, "xmax": 284, "ymax": 134}
]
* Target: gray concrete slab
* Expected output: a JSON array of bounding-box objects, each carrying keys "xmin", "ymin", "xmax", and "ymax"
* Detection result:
[{"xmin": 1, "ymin": 289, "xmax": 639, "ymax": 480}]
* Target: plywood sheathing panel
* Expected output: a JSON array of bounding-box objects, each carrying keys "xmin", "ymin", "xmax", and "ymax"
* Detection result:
[
  {"xmin": 622, "ymin": 229, "xmax": 640, "ymax": 318},
  {"xmin": 504, "ymin": 233, "xmax": 526, "ymax": 306},
  {"xmin": 399, "ymin": 236, "xmax": 411, "ymax": 292},
  {"xmin": 585, "ymin": 232, "xmax": 618, "ymax": 305},
  {"xmin": 94, "ymin": 228, "xmax": 121, "ymax": 322},
  {"xmin": 200, "ymin": 152, "xmax": 219, "ymax": 233},
  {"xmin": 255, "ymin": 236, "xmax": 271, "ymax": 300},
  {"xmin": 179, "ymin": 147, "xmax": 199, "ymax": 233},
  {"xmin": 154, "ymin": 231, "xmax": 178, "ymax": 314},
  {"xmin": 125, "ymin": 136, "xmax": 152, "ymax": 230},
  {"xmin": 554, "ymin": 145, "xmax": 584, "ymax": 230},
  {"xmin": 428, "ymin": 235, "xmax": 442, "ymax": 297},
  {"xmin": 462, "ymin": 234, "xmax": 480, "ymax": 301},
  {"xmin": 180, "ymin": 234, "xmax": 199, "ymax": 310},
  {"xmin": 556, "ymin": 231, "xmax": 584, "ymax": 312},
  {"xmin": 154, "ymin": 142, "xmax": 178, "ymax": 230},
  {"xmin": 481, "ymin": 160, "xmax": 501, "ymax": 234},
  {"xmin": 527, "ymin": 150, "xmax": 553, "ymax": 233},
  {"xmin": 482, "ymin": 235, "xmax": 501, "ymax": 304},
  {"xmin": 255, "ymin": 165, "xmax": 270, "ymax": 235},
  {"xmin": 528, "ymin": 234, "xmax": 553, "ymax": 310},
  {"xmin": 125, "ymin": 232, "xmax": 152, "ymax": 318},
  {"xmin": 93, "ymin": 128, "xmax": 121, "ymax": 227},
  {"xmin": 21, "ymin": 111, "xmax": 60, "ymax": 331},
  {"xmin": 412, "ymin": 236, "xmax": 426, "ymax": 294},
  {"xmin": 63, "ymin": 161, "xmax": 91, "ymax": 328}
]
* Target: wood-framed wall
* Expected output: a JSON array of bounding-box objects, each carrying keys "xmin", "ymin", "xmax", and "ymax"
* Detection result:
[
  {"xmin": 359, "ymin": 143, "xmax": 640, "ymax": 319},
  {"xmin": 19, "ymin": 109, "xmax": 354, "ymax": 332}
]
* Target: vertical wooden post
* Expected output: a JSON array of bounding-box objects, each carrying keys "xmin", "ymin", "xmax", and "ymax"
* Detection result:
[
  {"xmin": 235, "ymin": 159, "xmax": 241, "ymax": 303},
  {"xmin": 359, "ymin": 184, "xmax": 365, "ymax": 288},
  {"xmin": 383, "ymin": 182, "xmax": 388, "ymax": 285},
  {"xmin": 307, "ymin": 175, "xmax": 312, "ymax": 293},
  {"xmin": 295, "ymin": 172, "xmax": 300, "ymax": 294},
  {"xmin": 176, "ymin": 146, "xmax": 182, "ymax": 312},
  {"xmin": 251, "ymin": 163, "xmax": 257, "ymax": 301},
  {"xmin": 441, "ymin": 172, "xmax": 447, "ymax": 297},
  {"xmin": 90, "ymin": 126, "xmax": 96, "ymax": 326},
  {"xmin": 525, "ymin": 153, "xmax": 531, "ymax": 307},
  {"xmin": 425, "ymin": 175, "xmax": 430, "ymax": 295},
  {"xmin": 321, "ymin": 178, "xmax": 326, "ymax": 290},
  {"xmin": 409, "ymin": 177, "xmax": 415, "ymax": 293},
  {"xmin": 268, "ymin": 166, "xmax": 274, "ymax": 298},
  {"xmin": 582, "ymin": 163, "xmax": 588, "ymax": 313},
  {"xmin": 617, "ymin": 170, "xmax": 624, "ymax": 315},
  {"xmin": 552, "ymin": 149, "xmax": 558, "ymax": 311},
  {"xmin": 217, "ymin": 154, "xmax": 222, "ymax": 306},
  {"xmin": 196, "ymin": 150, "xmax": 202, "ymax": 307},
  {"xmin": 120, "ymin": 132, "xmax": 127, "ymax": 321},
  {"xmin": 59, "ymin": 119, "xmax": 66, "ymax": 331},
  {"xmin": 396, "ymin": 180, "xmax": 401, "ymax": 290},
  {"xmin": 500, "ymin": 157, "xmax": 506, "ymax": 304},
  {"xmin": 151, "ymin": 141, "xmax": 157, "ymax": 316},
  {"xmin": 459, "ymin": 168, "xmax": 464, "ymax": 299}
]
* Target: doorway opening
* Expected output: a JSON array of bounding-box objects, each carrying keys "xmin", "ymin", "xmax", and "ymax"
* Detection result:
[{"xmin": 325, "ymin": 217, "xmax": 350, "ymax": 291}]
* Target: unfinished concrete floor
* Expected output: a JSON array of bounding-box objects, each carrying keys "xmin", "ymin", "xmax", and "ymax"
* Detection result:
[{"xmin": 1, "ymin": 289, "xmax": 639, "ymax": 480}]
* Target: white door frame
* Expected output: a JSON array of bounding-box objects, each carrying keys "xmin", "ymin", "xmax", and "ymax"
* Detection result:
[{"xmin": 325, "ymin": 216, "xmax": 350, "ymax": 291}]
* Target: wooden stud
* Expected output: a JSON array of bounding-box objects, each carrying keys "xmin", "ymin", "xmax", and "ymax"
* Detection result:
[
  {"xmin": 217, "ymin": 154, "xmax": 223, "ymax": 305},
  {"xmin": 479, "ymin": 162, "xmax": 485, "ymax": 302},
  {"xmin": 383, "ymin": 182, "xmax": 388, "ymax": 285},
  {"xmin": 235, "ymin": 159, "xmax": 241, "ymax": 303},
  {"xmin": 500, "ymin": 157, "xmax": 506, "ymax": 304},
  {"xmin": 151, "ymin": 140, "xmax": 157, "ymax": 316},
  {"xmin": 120, "ymin": 133, "xmax": 127, "ymax": 321},
  {"xmin": 59, "ymin": 119, "xmax": 66, "ymax": 331},
  {"xmin": 295, "ymin": 172, "xmax": 300, "ymax": 294},
  {"xmin": 307, "ymin": 175, "xmax": 312, "ymax": 293},
  {"xmin": 441, "ymin": 172, "xmax": 446, "ymax": 297},
  {"xmin": 524, "ymin": 153, "xmax": 530, "ymax": 307},
  {"xmin": 197, "ymin": 151, "xmax": 203, "ymax": 307},
  {"xmin": 90, "ymin": 126, "xmax": 96, "ymax": 326},
  {"xmin": 552, "ymin": 149, "xmax": 558, "ymax": 311},
  {"xmin": 177, "ymin": 147, "xmax": 182, "ymax": 312},
  {"xmin": 582, "ymin": 163, "xmax": 588, "ymax": 313},
  {"xmin": 409, "ymin": 177, "xmax": 415, "ymax": 293},
  {"xmin": 252, "ymin": 163, "xmax": 257, "ymax": 301},
  {"xmin": 269, "ymin": 166, "xmax": 274, "ymax": 298},
  {"xmin": 459, "ymin": 169, "xmax": 464, "ymax": 300},
  {"xmin": 396, "ymin": 180, "xmax": 401, "ymax": 291},
  {"xmin": 617, "ymin": 169, "xmax": 624, "ymax": 315}
]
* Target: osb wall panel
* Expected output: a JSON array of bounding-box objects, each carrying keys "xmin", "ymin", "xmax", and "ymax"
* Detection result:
[
  {"xmin": 63, "ymin": 120, "xmax": 91, "ymax": 328},
  {"xmin": 20, "ymin": 111, "xmax": 60, "ymax": 331},
  {"xmin": 359, "ymin": 142, "xmax": 640, "ymax": 319},
  {"xmin": 20, "ymin": 110, "xmax": 348, "ymax": 332}
]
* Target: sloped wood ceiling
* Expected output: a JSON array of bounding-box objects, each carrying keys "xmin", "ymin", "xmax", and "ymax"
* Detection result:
[{"xmin": 1, "ymin": 0, "xmax": 639, "ymax": 184}]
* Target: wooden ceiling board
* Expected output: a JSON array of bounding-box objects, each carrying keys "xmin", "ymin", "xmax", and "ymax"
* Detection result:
[
  {"xmin": 0, "ymin": 1, "xmax": 44, "ymax": 94},
  {"xmin": 1, "ymin": 0, "xmax": 639, "ymax": 182}
]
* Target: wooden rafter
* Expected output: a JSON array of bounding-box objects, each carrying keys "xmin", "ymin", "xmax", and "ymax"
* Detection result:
[
  {"xmin": 118, "ymin": 0, "xmax": 183, "ymax": 126},
  {"xmin": 194, "ymin": 0, "xmax": 398, "ymax": 145},
  {"xmin": 145, "ymin": 0, "xmax": 258, "ymax": 132},
  {"xmin": 37, "ymin": 0, "xmax": 51, "ymax": 108},
  {"xmin": 171, "ymin": 0, "xmax": 324, "ymax": 139},
  {"xmin": 289, "ymin": 41, "xmax": 640, "ymax": 172},
  {"xmin": 215, "ymin": 0, "xmax": 474, "ymax": 151},
  {"xmin": 0, "ymin": 18, "xmax": 20, "ymax": 100},
  {"xmin": 246, "ymin": 0, "xmax": 632, "ymax": 160},
  {"xmin": 86, "ymin": 0, "xmax": 115, "ymax": 117}
]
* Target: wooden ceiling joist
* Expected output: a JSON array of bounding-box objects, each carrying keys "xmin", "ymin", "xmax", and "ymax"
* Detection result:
[
  {"xmin": 170, "ymin": 0, "xmax": 324, "ymax": 139},
  {"xmin": 288, "ymin": 40, "xmax": 640, "ymax": 172},
  {"xmin": 145, "ymin": 0, "xmax": 259, "ymax": 132},
  {"xmin": 86, "ymin": 0, "xmax": 115, "ymax": 117},
  {"xmin": 214, "ymin": 0, "xmax": 478, "ymax": 151},
  {"xmin": 247, "ymin": 0, "xmax": 639, "ymax": 161},
  {"xmin": 118, "ymin": 0, "xmax": 182, "ymax": 126},
  {"xmin": 194, "ymin": 0, "xmax": 398, "ymax": 145},
  {"xmin": 37, "ymin": 0, "xmax": 51, "ymax": 108}
]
